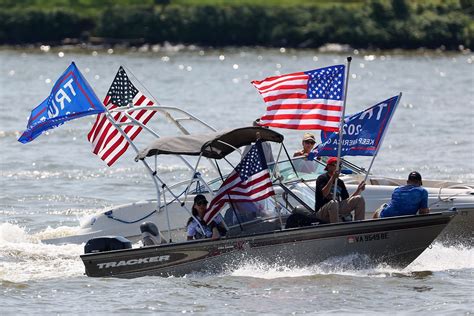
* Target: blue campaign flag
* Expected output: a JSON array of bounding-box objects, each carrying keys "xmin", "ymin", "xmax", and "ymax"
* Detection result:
[
  {"xmin": 312, "ymin": 94, "xmax": 401, "ymax": 157},
  {"xmin": 18, "ymin": 62, "xmax": 105, "ymax": 144}
]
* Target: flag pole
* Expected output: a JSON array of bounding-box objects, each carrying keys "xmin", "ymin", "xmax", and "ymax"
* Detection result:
[
  {"xmin": 333, "ymin": 56, "xmax": 352, "ymax": 200},
  {"xmin": 363, "ymin": 92, "xmax": 402, "ymax": 183}
]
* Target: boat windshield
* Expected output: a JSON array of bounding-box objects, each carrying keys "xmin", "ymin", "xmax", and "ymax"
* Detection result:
[
  {"xmin": 285, "ymin": 182, "xmax": 317, "ymax": 210},
  {"xmin": 199, "ymin": 156, "xmax": 364, "ymax": 192},
  {"xmin": 270, "ymin": 157, "xmax": 327, "ymax": 182},
  {"xmin": 220, "ymin": 196, "xmax": 291, "ymax": 227}
]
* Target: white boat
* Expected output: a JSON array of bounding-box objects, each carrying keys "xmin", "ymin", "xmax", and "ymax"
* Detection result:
[{"xmin": 41, "ymin": 105, "xmax": 474, "ymax": 246}]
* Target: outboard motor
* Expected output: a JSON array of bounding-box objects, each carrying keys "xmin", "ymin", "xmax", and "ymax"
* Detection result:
[
  {"xmin": 140, "ymin": 222, "xmax": 162, "ymax": 246},
  {"xmin": 84, "ymin": 236, "xmax": 132, "ymax": 254}
]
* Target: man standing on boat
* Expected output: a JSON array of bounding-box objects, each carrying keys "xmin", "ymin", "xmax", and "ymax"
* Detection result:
[
  {"xmin": 372, "ymin": 171, "xmax": 430, "ymax": 218},
  {"xmin": 315, "ymin": 157, "xmax": 366, "ymax": 223}
]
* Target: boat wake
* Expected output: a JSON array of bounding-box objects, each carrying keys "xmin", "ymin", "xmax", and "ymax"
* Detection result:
[
  {"xmin": 0, "ymin": 223, "xmax": 84, "ymax": 283},
  {"xmin": 227, "ymin": 242, "xmax": 474, "ymax": 280}
]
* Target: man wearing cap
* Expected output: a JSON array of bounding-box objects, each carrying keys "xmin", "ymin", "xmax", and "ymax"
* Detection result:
[
  {"xmin": 315, "ymin": 157, "xmax": 366, "ymax": 223},
  {"xmin": 373, "ymin": 171, "xmax": 430, "ymax": 218},
  {"xmin": 293, "ymin": 133, "xmax": 317, "ymax": 158}
]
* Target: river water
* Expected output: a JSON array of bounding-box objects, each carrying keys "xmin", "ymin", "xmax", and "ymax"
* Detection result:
[{"xmin": 0, "ymin": 47, "xmax": 473, "ymax": 314}]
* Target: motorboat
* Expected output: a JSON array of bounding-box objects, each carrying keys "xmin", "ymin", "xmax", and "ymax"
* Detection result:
[
  {"xmin": 81, "ymin": 212, "xmax": 455, "ymax": 278},
  {"xmin": 79, "ymin": 126, "xmax": 456, "ymax": 278}
]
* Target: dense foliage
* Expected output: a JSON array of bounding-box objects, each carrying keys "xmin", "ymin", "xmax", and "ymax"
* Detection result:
[{"xmin": 0, "ymin": 0, "xmax": 472, "ymax": 49}]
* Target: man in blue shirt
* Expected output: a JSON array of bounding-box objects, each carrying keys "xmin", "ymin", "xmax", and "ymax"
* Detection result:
[{"xmin": 373, "ymin": 171, "xmax": 430, "ymax": 218}]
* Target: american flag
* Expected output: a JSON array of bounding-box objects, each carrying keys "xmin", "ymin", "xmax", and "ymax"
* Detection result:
[
  {"xmin": 203, "ymin": 141, "xmax": 275, "ymax": 225},
  {"xmin": 252, "ymin": 65, "xmax": 345, "ymax": 131},
  {"xmin": 87, "ymin": 67, "xmax": 157, "ymax": 166}
]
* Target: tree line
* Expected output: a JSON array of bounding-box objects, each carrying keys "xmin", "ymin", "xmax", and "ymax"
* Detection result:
[{"xmin": 0, "ymin": 0, "xmax": 472, "ymax": 50}]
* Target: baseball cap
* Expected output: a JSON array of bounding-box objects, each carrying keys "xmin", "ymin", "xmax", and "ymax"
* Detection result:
[
  {"xmin": 302, "ymin": 133, "xmax": 315, "ymax": 142},
  {"xmin": 324, "ymin": 157, "xmax": 339, "ymax": 170},
  {"xmin": 408, "ymin": 171, "xmax": 422, "ymax": 184}
]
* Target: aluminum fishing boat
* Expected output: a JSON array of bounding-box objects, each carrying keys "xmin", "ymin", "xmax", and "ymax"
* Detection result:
[
  {"xmin": 79, "ymin": 126, "xmax": 456, "ymax": 278},
  {"xmin": 81, "ymin": 212, "xmax": 455, "ymax": 278}
]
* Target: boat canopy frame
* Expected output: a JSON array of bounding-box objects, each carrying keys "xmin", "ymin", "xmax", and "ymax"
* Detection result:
[
  {"xmin": 103, "ymin": 103, "xmax": 298, "ymax": 242},
  {"xmin": 135, "ymin": 126, "xmax": 284, "ymax": 160}
]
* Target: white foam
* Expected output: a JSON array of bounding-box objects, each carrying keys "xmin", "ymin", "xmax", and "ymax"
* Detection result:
[
  {"xmin": 33, "ymin": 225, "xmax": 81, "ymax": 241},
  {"xmin": 0, "ymin": 223, "xmax": 84, "ymax": 282},
  {"xmin": 231, "ymin": 261, "xmax": 316, "ymax": 279},
  {"xmin": 406, "ymin": 242, "xmax": 474, "ymax": 271},
  {"xmin": 229, "ymin": 243, "xmax": 474, "ymax": 279}
]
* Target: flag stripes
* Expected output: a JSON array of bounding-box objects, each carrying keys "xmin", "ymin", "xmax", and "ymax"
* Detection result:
[
  {"xmin": 88, "ymin": 93, "xmax": 156, "ymax": 166},
  {"xmin": 252, "ymin": 65, "xmax": 345, "ymax": 131},
  {"xmin": 203, "ymin": 142, "xmax": 275, "ymax": 225},
  {"xmin": 203, "ymin": 170, "xmax": 274, "ymax": 224}
]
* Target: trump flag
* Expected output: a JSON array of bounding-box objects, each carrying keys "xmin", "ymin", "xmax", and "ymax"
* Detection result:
[
  {"xmin": 18, "ymin": 62, "xmax": 104, "ymax": 144},
  {"xmin": 313, "ymin": 94, "xmax": 401, "ymax": 157}
]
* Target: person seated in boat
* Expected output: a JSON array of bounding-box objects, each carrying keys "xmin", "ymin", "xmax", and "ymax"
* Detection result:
[
  {"xmin": 373, "ymin": 171, "xmax": 430, "ymax": 219},
  {"xmin": 186, "ymin": 194, "xmax": 227, "ymax": 240},
  {"xmin": 315, "ymin": 157, "xmax": 366, "ymax": 223},
  {"xmin": 293, "ymin": 133, "xmax": 317, "ymax": 158},
  {"xmin": 291, "ymin": 133, "xmax": 321, "ymax": 175}
]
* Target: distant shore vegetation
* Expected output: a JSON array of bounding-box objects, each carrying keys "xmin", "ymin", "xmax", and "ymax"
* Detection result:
[{"xmin": 0, "ymin": 0, "xmax": 472, "ymax": 50}]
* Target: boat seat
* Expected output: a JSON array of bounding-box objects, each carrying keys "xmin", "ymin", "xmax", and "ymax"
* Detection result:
[{"xmin": 370, "ymin": 177, "xmax": 402, "ymax": 186}]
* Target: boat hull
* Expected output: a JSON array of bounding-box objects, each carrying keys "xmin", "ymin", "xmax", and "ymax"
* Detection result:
[{"xmin": 80, "ymin": 211, "xmax": 454, "ymax": 278}]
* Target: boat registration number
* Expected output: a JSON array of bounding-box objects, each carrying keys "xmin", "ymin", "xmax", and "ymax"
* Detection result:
[{"xmin": 347, "ymin": 232, "xmax": 389, "ymax": 244}]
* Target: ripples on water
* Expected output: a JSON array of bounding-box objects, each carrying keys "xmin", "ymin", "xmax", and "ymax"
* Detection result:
[{"xmin": 0, "ymin": 47, "xmax": 473, "ymax": 313}]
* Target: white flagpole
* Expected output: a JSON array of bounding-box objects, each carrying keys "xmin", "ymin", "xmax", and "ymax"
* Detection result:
[
  {"xmin": 363, "ymin": 92, "xmax": 403, "ymax": 183},
  {"xmin": 333, "ymin": 56, "xmax": 352, "ymax": 200}
]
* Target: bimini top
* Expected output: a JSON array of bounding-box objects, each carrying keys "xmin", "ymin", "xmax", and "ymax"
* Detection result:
[{"xmin": 136, "ymin": 126, "xmax": 284, "ymax": 160}]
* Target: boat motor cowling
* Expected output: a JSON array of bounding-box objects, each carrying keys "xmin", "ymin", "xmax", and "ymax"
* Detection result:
[{"xmin": 84, "ymin": 236, "xmax": 132, "ymax": 254}]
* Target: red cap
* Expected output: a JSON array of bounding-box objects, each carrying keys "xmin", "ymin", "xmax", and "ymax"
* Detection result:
[{"xmin": 325, "ymin": 157, "xmax": 338, "ymax": 170}]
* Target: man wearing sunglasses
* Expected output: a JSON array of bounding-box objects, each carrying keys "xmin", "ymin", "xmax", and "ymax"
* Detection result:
[
  {"xmin": 315, "ymin": 157, "xmax": 366, "ymax": 223},
  {"xmin": 293, "ymin": 133, "xmax": 317, "ymax": 158}
]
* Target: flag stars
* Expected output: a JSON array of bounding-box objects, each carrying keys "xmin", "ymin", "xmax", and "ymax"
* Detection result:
[
  {"xmin": 107, "ymin": 67, "xmax": 139, "ymax": 107},
  {"xmin": 305, "ymin": 66, "xmax": 344, "ymax": 100}
]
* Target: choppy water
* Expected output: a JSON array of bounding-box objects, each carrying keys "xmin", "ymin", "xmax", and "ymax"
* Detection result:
[{"xmin": 0, "ymin": 47, "xmax": 473, "ymax": 314}]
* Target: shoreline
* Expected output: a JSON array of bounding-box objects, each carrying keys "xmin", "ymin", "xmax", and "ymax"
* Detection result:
[{"xmin": 1, "ymin": 42, "xmax": 472, "ymax": 57}]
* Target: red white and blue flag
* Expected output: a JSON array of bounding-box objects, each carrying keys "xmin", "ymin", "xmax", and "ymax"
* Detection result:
[
  {"xmin": 87, "ymin": 67, "xmax": 157, "ymax": 166},
  {"xmin": 19, "ymin": 62, "xmax": 104, "ymax": 144},
  {"xmin": 203, "ymin": 141, "xmax": 275, "ymax": 225},
  {"xmin": 312, "ymin": 94, "xmax": 401, "ymax": 158},
  {"xmin": 251, "ymin": 65, "xmax": 345, "ymax": 131}
]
